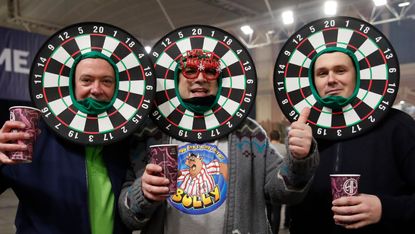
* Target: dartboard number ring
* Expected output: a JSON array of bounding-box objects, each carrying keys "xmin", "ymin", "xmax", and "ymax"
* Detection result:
[
  {"xmin": 30, "ymin": 22, "xmax": 156, "ymax": 145},
  {"xmin": 274, "ymin": 17, "xmax": 399, "ymax": 140},
  {"xmin": 150, "ymin": 25, "xmax": 257, "ymax": 142}
]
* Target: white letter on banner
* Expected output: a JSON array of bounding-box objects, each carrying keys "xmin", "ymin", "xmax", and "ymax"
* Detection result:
[
  {"xmin": 0, "ymin": 48, "xmax": 12, "ymax": 72},
  {"xmin": 13, "ymin": 49, "xmax": 30, "ymax": 74}
]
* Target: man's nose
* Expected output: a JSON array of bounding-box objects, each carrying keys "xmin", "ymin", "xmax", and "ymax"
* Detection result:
[
  {"xmin": 194, "ymin": 71, "xmax": 206, "ymax": 82},
  {"xmin": 327, "ymin": 71, "xmax": 336, "ymax": 84},
  {"xmin": 90, "ymin": 81, "xmax": 103, "ymax": 94}
]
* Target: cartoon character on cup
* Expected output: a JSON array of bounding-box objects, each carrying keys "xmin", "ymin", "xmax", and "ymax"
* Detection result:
[{"xmin": 178, "ymin": 153, "xmax": 228, "ymax": 196}]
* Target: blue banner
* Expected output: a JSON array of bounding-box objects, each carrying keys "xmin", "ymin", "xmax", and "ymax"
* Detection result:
[{"xmin": 0, "ymin": 27, "xmax": 47, "ymax": 101}]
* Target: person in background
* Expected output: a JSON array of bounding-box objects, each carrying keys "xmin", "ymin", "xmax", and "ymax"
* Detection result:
[
  {"xmin": 0, "ymin": 54, "xmax": 131, "ymax": 234},
  {"xmin": 289, "ymin": 48, "xmax": 415, "ymax": 234},
  {"xmin": 270, "ymin": 129, "xmax": 287, "ymax": 157},
  {"xmin": 118, "ymin": 49, "xmax": 319, "ymax": 233},
  {"xmin": 267, "ymin": 129, "xmax": 289, "ymax": 233}
]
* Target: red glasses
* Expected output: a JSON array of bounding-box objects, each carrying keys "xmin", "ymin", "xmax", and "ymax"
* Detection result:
[{"xmin": 180, "ymin": 50, "xmax": 221, "ymax": 80}]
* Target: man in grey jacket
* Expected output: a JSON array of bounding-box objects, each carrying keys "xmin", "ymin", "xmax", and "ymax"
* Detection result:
[{"xmin": 118, "ymin": 49, "xmax": 319, "ymax": 233}]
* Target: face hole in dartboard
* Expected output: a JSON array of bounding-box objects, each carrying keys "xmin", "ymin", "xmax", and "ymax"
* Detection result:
[
  {"xmin": 176, "ymin": 49, "xmax": 223, "ymax": 114},
  {"xmin": 69, "ymin": 52, "xmax": 120, "ymax": 115},
  {"xmin": 308, "ymin": 48, "xmax": 361, "ymax": 110}
]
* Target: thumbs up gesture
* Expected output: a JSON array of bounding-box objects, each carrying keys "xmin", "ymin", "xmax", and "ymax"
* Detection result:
[{"xmin": 288, "ymin": 107, "xmax": 313, "ymax": 159}]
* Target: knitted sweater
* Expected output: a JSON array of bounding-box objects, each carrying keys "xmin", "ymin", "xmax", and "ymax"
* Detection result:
[{"xmin": 118, "ymin": 117, "xmax": 319, "ymax": 233}]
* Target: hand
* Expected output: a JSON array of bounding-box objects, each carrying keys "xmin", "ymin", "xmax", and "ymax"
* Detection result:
[
  {"xmin": 219, "ymin": 163, "xmax": 228, "ymax": 181},
  {"xmin": 288, "ymin": 108, "xmax": 312, "ymax": 159},
  {"xmin": 141, "ymin": 163, "xmax": 170, "ymax": 202},
  {"xmin": 332, "ymin": 194, "xmax": 382, "ymax": 229},
  {"xmin": 0, "ymin": 121, "xmax": 32, "ymax": 164}
]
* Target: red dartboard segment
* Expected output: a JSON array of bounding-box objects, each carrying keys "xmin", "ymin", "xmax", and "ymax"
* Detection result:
[
  {"xmin": 29, "ymin": 22, "xmax": 156, "ymax": 145},
  {"xmin": 150, "ymin": 25, "xmax": 257, "ymax": 143},
  {"xmin": 274, "ymin": 16, "xmax": 399, "ymax": 140}
]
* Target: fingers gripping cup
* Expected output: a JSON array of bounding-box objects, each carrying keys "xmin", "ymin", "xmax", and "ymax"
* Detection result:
[
  {"xmin": 7, "ymin": 106, "xmax": 41, "ymax": 163},
  {"xmin": 149, "ymin": 144, "xmax": 179, "ymax": 195},
  {"xmin": 330, "ymin": 174, "xmax": 360, "ymax": 200}
]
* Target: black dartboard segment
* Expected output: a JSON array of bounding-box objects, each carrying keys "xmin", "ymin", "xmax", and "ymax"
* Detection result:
[
  {"xmin": 150, "ymin": 25, "xmax": 257, "ymax": 142},
  {"xmin": 30, "ymin": 22, "xmax": 156, "ymax": 145},
  {"xmin": 274, "ymin": 16, "xmax": 399, "ymax": 140}
]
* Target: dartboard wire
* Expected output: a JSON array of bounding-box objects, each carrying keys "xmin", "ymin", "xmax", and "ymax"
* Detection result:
[
  {"xmin": 155, "ymin": 37, "xmax": 246, "ymax": 122},
  {"xmin": 43, "ymin": 42, "xmax": 146, "ymax": 133},
  {"xmin": 285, "ymin": 36, "xmax": 388, "ymax": 123}
]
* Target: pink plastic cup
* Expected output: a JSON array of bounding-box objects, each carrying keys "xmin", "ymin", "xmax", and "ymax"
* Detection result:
[
  {"xmin": 330, "ymin": 174, "xmax": 360, "ymax": 200},
  {"xmin": 6, "ymin": 106, "xmax": 41, "ymax": 163},
  {"xmin": 149, "ymin": 144, "xmax": 179, "ymax": 195}
]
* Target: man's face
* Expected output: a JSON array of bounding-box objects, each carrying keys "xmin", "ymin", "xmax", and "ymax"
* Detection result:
[
  {"xmin": 313, "ymin": 52, "xmax": 356, "ymax": 98},
  {"xmin": 74, "ymin": 58, "xmax": 116, "ymax": 101},
  {"xmin": 178, "ymin": 71, "xmax": 218, "ymax": 99}
]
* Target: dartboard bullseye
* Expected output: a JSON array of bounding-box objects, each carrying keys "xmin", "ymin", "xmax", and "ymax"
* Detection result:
[
  {"xmin": 274, "ymin": 16, "xmax": 399, "ymax": 140},
  {"xmin": 150, "ymin": 25, "xmax": 257, "ymax": 143},
  {"xmin": 29, "ymin": 22, "xmax": 156, "ymax": 145}
]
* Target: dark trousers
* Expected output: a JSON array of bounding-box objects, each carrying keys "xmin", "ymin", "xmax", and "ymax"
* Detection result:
[{"xmin": 266, "ymin": 203, "xmax": 282, "ymax": 234}]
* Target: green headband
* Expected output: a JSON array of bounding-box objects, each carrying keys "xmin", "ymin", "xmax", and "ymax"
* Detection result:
[
  {"xmin": 69, "ymin": 51, "xmax": 119, "ymax": 115},
  {"xmin": 308, "ymin": 47, "xmax": 361, "ymax": 109}
]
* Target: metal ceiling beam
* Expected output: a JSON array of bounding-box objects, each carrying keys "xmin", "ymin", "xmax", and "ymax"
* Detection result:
[
  {"xmin": 264, "ymin": 0, "xmax": 275, "ymax": 19},
  {"xmin": 7, "ymin": 0, "xmax": 62, "ymax": 33},
  {"xmin": 156, "ymin": 0, "xmax": 175, "ymax": 30},
  {"xmin": 201, "ymin": 0, "xmax": 259, "ymax": 16},
  {"xmin": 220, "ymin": 0, "xmax": 415, "ymax": 49}
]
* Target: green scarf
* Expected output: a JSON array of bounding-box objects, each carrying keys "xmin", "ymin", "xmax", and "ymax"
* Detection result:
[
  {"xmin": 321, "ymin": 95, "xmax": 350, "ymax": 110},
  {"xmin": 77, "ymin": 98, "xmax": 111, "ymax": 115},
  {"xmin": 182, "ymin": 96, "xmax": 217, "ymax": 114},
  {"xmin": 86, "ymin": 146, "xmax": 114, "ymax": 234}
]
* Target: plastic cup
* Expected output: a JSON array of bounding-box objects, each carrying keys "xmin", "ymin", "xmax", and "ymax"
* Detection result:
[
  {"xmin": 330, "ymin": 174, "xmax": 360, "ymax": 200},
  {"xmin": 149, "ymin": 144, "xmax": 179, "ymax": 195},
  {"xmin": 6, "ymin": 106, "xmax": 41, "ymax": 163}
]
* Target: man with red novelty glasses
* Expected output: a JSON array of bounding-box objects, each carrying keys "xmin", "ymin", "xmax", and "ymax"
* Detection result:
[
  {"xmin": 119, "ymin": 49, "xmax": 320, "ymax": 233},
  {"xmin": 177, "ymin": 49, "xmax": 222, "ymax": 114}
]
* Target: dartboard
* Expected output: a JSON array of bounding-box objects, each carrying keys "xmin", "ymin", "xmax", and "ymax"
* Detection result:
[
  {"xmin": 274, "ymin": 16, "xmax": 399, "ymax": 140},
  {"xmin": 30, "ymin": 22, "xmax": 156, "ymax": 145},
  {"xmin": 150, "ymin": 25, "xmax": 257, "ymax": 143}
]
